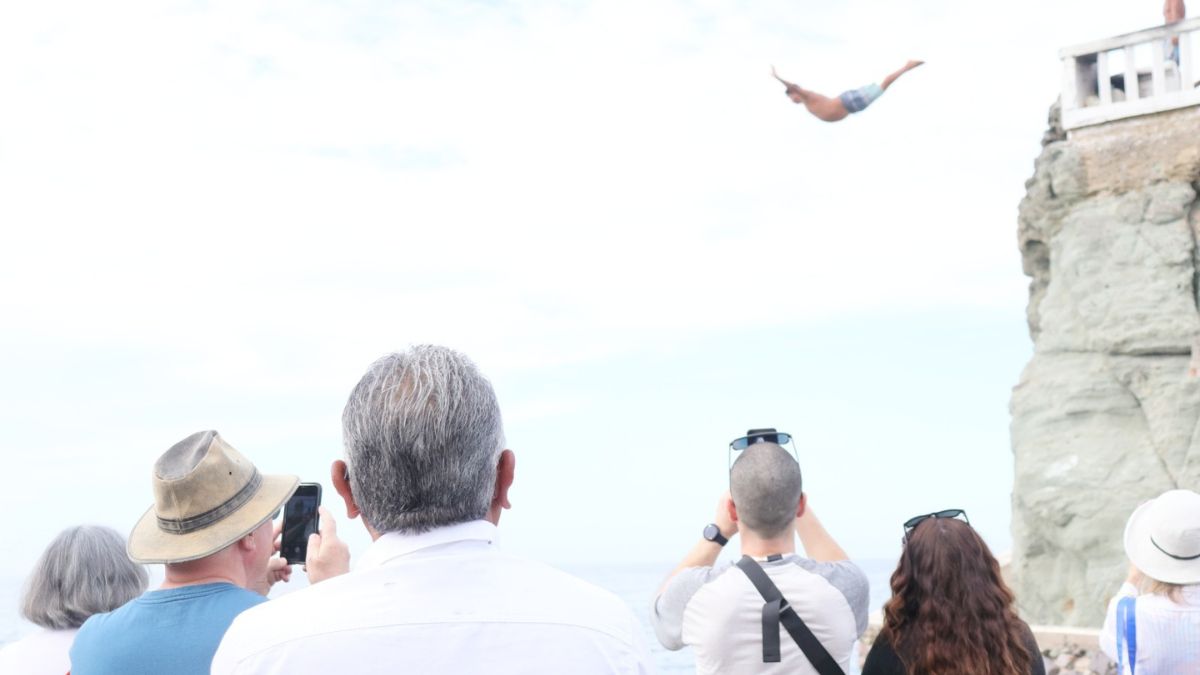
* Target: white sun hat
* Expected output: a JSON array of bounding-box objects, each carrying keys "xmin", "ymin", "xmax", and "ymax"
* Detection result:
[{"xmin": 1123, "ymin": 489, "xmax": 1200, "ymax": 585}]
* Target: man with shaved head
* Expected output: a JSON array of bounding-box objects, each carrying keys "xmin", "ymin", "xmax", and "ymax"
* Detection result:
[{"xmin": 651, "ymin": 431, "xmax": 868, "ymax": 675}]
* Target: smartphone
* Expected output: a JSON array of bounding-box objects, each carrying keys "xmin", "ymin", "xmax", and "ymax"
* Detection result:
[{"xmin": 281, "ymin": 482, "xmax": 322, "ymax": 565}]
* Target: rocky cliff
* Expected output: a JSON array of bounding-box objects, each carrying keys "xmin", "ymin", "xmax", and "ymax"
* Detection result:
[{"xmin": 1012, "ymin": 102, "xmax": 1200, "ymax": 627}]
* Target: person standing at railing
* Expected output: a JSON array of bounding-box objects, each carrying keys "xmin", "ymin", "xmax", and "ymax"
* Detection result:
[
  {"xmin": 1165, "ymin": 0, "xmax": 1186, "ymax": 64},
  {"xmin": 771, "ymin": 60, "xmax": 923, "ymax": 123}
]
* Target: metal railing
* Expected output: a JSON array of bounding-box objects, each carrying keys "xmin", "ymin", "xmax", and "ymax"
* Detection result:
[{"xmin": 1060, "ymin": 17, "xmax": 1200, "ymax": 130}]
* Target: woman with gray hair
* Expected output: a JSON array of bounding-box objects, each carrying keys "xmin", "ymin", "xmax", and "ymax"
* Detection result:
[{"xmin": 0, "ymin": 525, "xmax": 148, "ymax": 674}]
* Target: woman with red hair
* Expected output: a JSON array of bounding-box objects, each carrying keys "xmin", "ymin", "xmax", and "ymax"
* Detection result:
[{"xmin": 862, "ymin": 510, "xmax": 1044, "ymax": 675}]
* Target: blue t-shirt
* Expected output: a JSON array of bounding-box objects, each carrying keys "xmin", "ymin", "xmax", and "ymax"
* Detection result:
[{"xmin": 70, "ymin": 582, "xmax": 265, "ymax": 675}]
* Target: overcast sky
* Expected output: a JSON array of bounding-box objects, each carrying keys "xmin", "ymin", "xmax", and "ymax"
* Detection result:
[{"xmin": 0, "ymin": 0, "xmax": 1161, "ymax": 607}]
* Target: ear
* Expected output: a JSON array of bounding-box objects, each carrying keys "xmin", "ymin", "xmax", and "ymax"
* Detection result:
[
  {"xmin": 795, "ymin": 492, "xmax": 807, "ymax": 519},
  {"xmin": 236, "ymin": 530, "xmax": 258, "ymax": 553},
  {"xmin": 487, "ymin": 450, "xmax": 515, "ymax": 525},
  {"xmin": 727, "ymin": 499, "xmax": 739, "ymax": 524},
  {"xmin": 331, "ymin": 460, "xmax": 360, "ymax": 520}
]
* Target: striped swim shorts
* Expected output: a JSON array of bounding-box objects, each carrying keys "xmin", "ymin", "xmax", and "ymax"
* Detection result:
[{"xmin": 838, "ymin": 83, "xmax": 885, "ymax": 113}]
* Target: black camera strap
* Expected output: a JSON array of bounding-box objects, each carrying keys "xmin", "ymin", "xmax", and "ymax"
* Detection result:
[{"xmin": 735, "ymin": 555, "xmax": 846, "ymax": 675}]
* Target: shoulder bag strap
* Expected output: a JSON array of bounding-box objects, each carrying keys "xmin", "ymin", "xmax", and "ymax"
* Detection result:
[
  {"xmin": 736, "ymin": 555, "xmax": 846, "ymax": 675},
  {"xmin": 1116, "ymin": 596, "xmax": 1136, "ymax": 675}
]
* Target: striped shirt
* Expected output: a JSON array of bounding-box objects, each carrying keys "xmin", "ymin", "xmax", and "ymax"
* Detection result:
[{"xmin": 1099, "ymin": 581, "xmax": 1200, "ymax": 674}]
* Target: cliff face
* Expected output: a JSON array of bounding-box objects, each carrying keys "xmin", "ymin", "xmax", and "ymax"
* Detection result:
[{"xmin": 1012, "ymin": 103, "xmax": 1200, "ymax": 627}]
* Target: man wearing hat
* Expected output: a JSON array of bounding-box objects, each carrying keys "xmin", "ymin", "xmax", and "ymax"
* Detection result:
[
  {"xmin": 70, "ymin": 430, "xmax": 346, "ymax": 674},
  {"xmin": 1100, "ymin": 488, "xmax": 1200, "ymax": 673}
]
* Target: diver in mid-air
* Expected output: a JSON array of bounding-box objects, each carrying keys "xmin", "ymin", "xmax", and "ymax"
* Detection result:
[{"xmin": 771, "ymin": 60, "xmax": 924, "ymax": 122}]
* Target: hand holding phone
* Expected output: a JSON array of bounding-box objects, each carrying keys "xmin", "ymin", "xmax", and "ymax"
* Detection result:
[
  {"xmin": 304, "ymin": 505, "xmax": 352, "ymax": 584},
  {"xmin": 281, "ymin": 483, "xmax": 322, "ymax": 565}
]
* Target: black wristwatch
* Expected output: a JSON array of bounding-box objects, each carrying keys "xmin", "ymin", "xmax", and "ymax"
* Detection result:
[{"xmin": 703, "ymin": 523, "xmax": 729, "ymax": 546}]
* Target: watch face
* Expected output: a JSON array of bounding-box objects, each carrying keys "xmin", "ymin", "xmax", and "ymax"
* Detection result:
[{"xmin": 704, "ymin": 524, "xmax": 720, "ymax": 541}]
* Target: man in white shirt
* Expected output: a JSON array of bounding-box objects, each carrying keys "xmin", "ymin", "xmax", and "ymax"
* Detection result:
[
  {"xmin": 651, "ymin": 431, "xmax": 868, "ymax": 675},
  {"xmin": 213, "ymin": 345, "xmax": 652, "ymax": 674}
]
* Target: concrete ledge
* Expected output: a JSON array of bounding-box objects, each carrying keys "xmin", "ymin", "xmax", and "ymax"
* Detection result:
[{"xmin": 1029, "ymin": 625, "xmax": 1101, "ymax": 651}]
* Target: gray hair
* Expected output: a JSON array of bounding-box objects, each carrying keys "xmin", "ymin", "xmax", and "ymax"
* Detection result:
[
  {"xmin": 730, "ymin": 443, "xmax": 803, "ymax": 538},
  {"xmin": 21, "ymin": 525, "xmax": 148, "ymax": 629},
  {"xmin": 342, "ymin": 345, "xmax": 506, "ymax": 533}
]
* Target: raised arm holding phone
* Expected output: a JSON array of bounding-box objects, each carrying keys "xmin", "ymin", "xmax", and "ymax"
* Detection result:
[
  {"xmin": 68, "ymin": 431, "xmax": 348, "ymax": 675},
  {"xmin": 651, "ymin": 429, "xmax": 867, "ymax": 675}
]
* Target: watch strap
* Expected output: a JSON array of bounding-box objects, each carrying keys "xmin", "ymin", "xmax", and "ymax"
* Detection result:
[{"xmin": 704, "ymin": 523, "xmax": 729, "ymax": 546}]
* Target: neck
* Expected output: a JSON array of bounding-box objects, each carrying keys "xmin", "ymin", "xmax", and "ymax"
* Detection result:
[
  {"xmin": 364, "ymin": 518, "xmax": 382, "ymax": 542},
  {"xmin": 160, "ymin": 553, "xmax": 245, "ymax": 590},
  {"xmin": 486, "ymin": 504, "xmax": 503, "ymax": 527},
  {"xmin": 739, "ymin": 528, "xmax": 796, "ymax": 558}
]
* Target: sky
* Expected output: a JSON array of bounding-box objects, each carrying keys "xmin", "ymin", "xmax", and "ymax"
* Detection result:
[{"xmin": 0, "ymin": 0, "xmax": 1163, "ymax": 605}]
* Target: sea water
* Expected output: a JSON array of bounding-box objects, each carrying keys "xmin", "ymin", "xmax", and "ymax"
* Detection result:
[
  {"xmin": 1, "ymin": 576, "xmax": 26, "ymax": 646},
  {"xmin": 2, "ymin": 560, "xmax": 896, "ymax": 672}
]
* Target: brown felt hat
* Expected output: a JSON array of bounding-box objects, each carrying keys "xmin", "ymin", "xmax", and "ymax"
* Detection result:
[{"xmin": 128, "ymin": 430, "xmax": 298, "ymax": 564}]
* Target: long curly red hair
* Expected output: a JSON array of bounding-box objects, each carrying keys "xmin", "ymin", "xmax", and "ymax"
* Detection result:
[{"xmin": 880, "ymin": 518, "xmax": 1032, "ymax": 674}]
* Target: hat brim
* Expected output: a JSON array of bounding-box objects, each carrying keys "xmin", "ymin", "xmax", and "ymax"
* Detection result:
[
  {"xmin": 1124, "ymin": 496, "xmax": 1200, "ymax": 585},
  {"xmin": 128, "ymin": 473, "xmax": 299, "ymax": 564}
]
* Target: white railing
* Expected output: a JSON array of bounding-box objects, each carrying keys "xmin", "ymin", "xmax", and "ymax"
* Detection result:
[{"xmin": 1060, "ymin": 17, "xmax": 1200, "ymax": 130}]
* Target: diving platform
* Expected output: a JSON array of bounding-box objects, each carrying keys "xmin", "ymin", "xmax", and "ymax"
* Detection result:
[{"xmin": 1060, "ymin": 17, "xmax": 1200, "ymax": 130}]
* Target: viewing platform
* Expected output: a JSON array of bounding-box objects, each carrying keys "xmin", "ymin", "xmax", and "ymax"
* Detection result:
[{"xmin": 1060, "ymin": 17, "xmax": 1200, "ymax": 130}]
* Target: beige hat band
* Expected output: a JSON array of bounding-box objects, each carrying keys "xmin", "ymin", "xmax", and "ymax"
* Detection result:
[
  {"xmin": 1152, "ymin": 536, "xmax": 1200, "ymax": 561},
  {"xmin": 157, "ymin": 469, "xmax": 263, "ymax": 535}
]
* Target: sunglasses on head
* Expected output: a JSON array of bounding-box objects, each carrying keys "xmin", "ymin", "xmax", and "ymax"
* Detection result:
[
  {"xmin": 728, "ymin": 428, "xmax": 798, "ymax": 475},
  {"xmin": 729, "ymin": 429, "xmax": 793, "ymax": 451},
  {"xmin": 903, "ymin": 509, "xmax": 969, "ymax": 540}
]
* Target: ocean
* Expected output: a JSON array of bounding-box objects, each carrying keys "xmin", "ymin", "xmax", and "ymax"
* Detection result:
[
  {"xmin": 1, "ymin": 578, "xmax": 27, "ymax": 647},
  {"xmin": 2, "ymin": 559, "xmax": 896, "ymax": 672}
]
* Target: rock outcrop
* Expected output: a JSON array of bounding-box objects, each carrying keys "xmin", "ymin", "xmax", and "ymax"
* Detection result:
[{"xmin": 1012, "ymin": 102, "xmax": 1200, "ymax": 627}]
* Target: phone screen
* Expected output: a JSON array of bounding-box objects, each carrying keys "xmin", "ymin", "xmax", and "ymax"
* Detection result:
[{"xmin": 281, "ymin": 483, "xmax": 321, "ymax": 565}]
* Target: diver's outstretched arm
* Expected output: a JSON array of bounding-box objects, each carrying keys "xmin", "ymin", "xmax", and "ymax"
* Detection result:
[{"xmin": 772, "ymin": 65, "xmax": 848, "ymax": 122}]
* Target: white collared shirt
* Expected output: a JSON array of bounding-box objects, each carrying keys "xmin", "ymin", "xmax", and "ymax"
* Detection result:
[{"xmin": 212, "ymin": 520, "xmax": 652, "ymax": 674}]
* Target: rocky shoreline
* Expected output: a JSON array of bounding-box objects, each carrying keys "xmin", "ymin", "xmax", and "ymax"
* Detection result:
[
  {"xmin": 1036, "ymin": 631, "xmax": 1116, "ymax": 675},
  {"xmin": 1040, "ymin": 644, "xmax": 1116, "ymax": 675}
]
